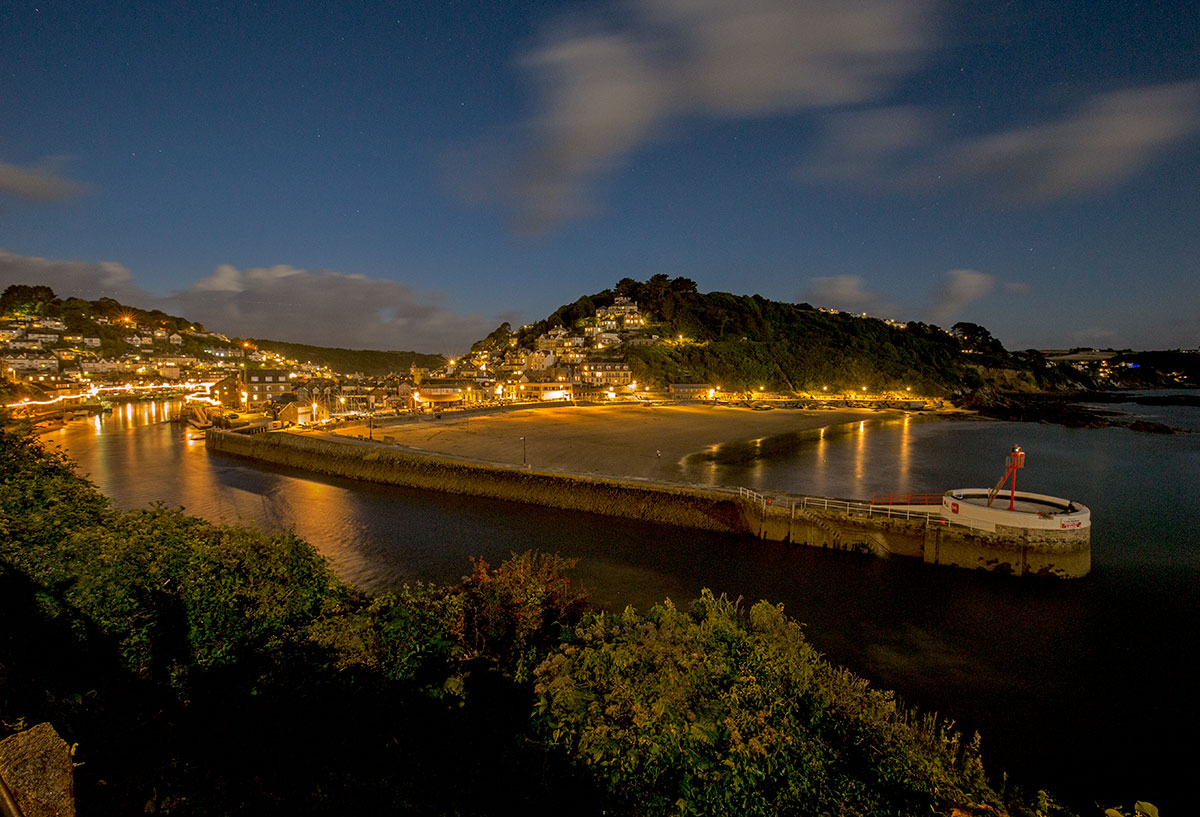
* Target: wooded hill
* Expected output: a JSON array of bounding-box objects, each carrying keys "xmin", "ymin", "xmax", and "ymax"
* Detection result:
[
  {"xmin": 498, "ymin": 276, "xmax": 1090, "ymax": 396},
  {"xmin": 248, "ymin": 338, "xmax": 443, "ymax": 377}
]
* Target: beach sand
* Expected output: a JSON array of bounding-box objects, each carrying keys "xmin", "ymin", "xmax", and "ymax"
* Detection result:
[{"xmin": 335, "ymin": 403, "xmax": 897, "ymax": 481}]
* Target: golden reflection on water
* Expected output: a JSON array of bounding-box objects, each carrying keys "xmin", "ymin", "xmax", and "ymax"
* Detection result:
[
  {"xmin": 813, "ymin": 427, "xmax": 827, "ymax": 488},
  {"xmin": 853, "ymin": 421, "xmax": 866, "ymax": 483},
  {"xmin": 896, "ymin": 415, "xmax": 911, "ymax": 496}
]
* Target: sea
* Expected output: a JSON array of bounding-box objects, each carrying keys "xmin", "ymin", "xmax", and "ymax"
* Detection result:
[{"xmin": 38, "ymin": 394, "xmax": 1200, "ymax": 813}]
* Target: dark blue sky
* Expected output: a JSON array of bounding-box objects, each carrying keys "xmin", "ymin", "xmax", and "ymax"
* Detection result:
[{"xmin": 3, "ymin": 0, "xmax": 1198, "ymax": 353}]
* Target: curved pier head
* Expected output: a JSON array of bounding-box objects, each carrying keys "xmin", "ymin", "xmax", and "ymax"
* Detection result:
[{"xmin": 938, "ymin": 490, "xmax": 1091, "ymax": 577}]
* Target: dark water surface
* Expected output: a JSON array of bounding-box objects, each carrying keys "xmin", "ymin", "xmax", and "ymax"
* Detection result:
[{"xmin": 43, "ymin": 399, "xmax": 1200, "ymax": 812}]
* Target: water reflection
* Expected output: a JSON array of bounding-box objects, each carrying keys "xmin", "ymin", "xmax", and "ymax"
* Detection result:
[{"xmin": 681, "ymin": 413, "xmax": 927, "ymax": 499}]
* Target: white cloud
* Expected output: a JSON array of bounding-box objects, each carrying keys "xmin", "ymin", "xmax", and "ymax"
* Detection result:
[
  {"xmin": 800, "ymin": 81, "xmax": 1200, "ymax": 203},
  {"xmin": 803, "ymin": 274, "xmax": 898, "ymax": 315},
  {"xmin": 935, "ymin": 81, "xmax": 1200, "ymax": 202},
  {"xmin": 927, "ymin": 269, "xmax": 994, "ymax": 326},
  {"xmin": 193, "ymin": 263, "xmax": 305, "ymax": 293},
  {"xmin": 0, "ymin": 249, "xmax": 139, "ymax": 296},
  {"xmin": 513, "ymin": 24, "xmax": 675, "ymax": 232},
  {"xmin": 655, "ymin": 0, "xmax": 937, "ymax": 114},
  {"xmin": 0, "ymin": 250, "xmax": 495, "ymax": 354},
  {"xmin": 489, "ymin": 0, "xmax": 941, "ymax": 231},
  {"xmin": 0, "ymin": 158, "xmax": 89, "ymax": 201}
]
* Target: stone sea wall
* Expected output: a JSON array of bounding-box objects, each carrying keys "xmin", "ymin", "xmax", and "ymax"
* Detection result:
[
  {"xmin": 207, "ymin": 430, "xmax": 1089, "ymax": 578},
  {"xmin": 206, "ymin": 430, "xmax": 751, "ymax": 533},
  {"xmin": 755, "ymin": 500, "xmax": 1090, "ymax": 578}
]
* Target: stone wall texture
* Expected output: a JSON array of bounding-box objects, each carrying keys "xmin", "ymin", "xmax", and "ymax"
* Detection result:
[{"xmin": 207, "ymin": 431, "xmax": 1089, "ymax": 578}]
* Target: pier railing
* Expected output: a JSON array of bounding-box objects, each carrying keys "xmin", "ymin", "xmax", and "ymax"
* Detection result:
[{"xmin": 735, "ymin": 487, "xmax": 946, "ymax": 524}]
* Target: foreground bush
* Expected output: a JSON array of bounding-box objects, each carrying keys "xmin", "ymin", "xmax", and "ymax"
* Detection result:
[
  {"xmin": 535, "ymin": 592, "xmax": 1000, "ymax": 816},
  {"xmin": 1, "ymin": 425, "xmax": 1088, "ymax": 815}
]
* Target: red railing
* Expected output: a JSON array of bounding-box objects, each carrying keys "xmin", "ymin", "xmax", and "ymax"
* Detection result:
[{"xmin": 871, "ymin": 493, "xmax": 944, "ymax": 506}]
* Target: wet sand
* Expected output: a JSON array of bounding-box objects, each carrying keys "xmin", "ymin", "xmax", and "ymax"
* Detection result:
[{"xmin": 335, "ymin": 403, "xmax": 903, "ymax": 481}]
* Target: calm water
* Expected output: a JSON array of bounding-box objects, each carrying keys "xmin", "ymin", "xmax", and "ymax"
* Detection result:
[{"xmin": 41, "ymin": 398, "xmax": 1200, "ymax": 813}]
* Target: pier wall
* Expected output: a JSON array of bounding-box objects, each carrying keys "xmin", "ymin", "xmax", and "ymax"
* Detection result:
[
  {"xmin": 206, "ymin": 430, "xmax": 752, "ymax": 534},
  {"xmin": 206, "ymin": 430, "xmax": 1090, "ymax": 578},
  {"xmin": 755, "ymin": 500, "xmax": 1089, "ymax": 578}
]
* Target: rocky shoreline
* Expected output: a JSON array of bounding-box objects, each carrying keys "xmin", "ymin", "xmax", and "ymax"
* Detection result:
[{"xmin": 956, "ymin": 389, "xmax": 1193, "ymax": 433}]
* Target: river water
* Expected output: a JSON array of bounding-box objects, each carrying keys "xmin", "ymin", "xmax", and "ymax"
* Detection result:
[{"xmin": 40, "ymin": 397, "xmax": 1200, "ymax": 813}]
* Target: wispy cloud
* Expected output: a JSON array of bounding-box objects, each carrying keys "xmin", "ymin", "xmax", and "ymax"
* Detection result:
[
  {"xmin": 0, "ymin": 158, "xmax": 89, "ymax": 201},
  {"xmin": 0, "ymin": 249, "xmax": 139, "ymax": 294},
  {"xmin": 795, "ymin": 105, "xmax": 932, "ymax": 184},
  {"xmin": 800, "ymin": 81, "xmax": 1200, "ymax": 204},
  {"xmin": 927, "ymin": 269, "xmax": 994, "ymax": 326},
  {"xmin": 935, "ymin": 81, "xmax": 1200, "ymax": 202},
  {"xmin": 804, "ymin": 268, "xmax": 1001, "ymax": 325},
  {"xmin": 802, "ymin": 275, "xmax": 898, "ymax": 316},
  {"xmin": 0, "ymin": 250, "xmax": 494, "ymax": 354},
  {"xmin": 484, "ymin": 0, "xmax": 941, "ymax": 232}
]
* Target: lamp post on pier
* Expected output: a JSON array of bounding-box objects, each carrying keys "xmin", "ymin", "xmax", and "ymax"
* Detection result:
[{"xmin": 520, "ymin": 435, "xmax": 526, "ymax": 466}]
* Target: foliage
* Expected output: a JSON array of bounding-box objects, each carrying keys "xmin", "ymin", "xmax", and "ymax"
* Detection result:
[
  {"xmin": 535, "ymin": 591, "xmax": 1001, "ymax": 817},
  {"xmin": 459, "ymin": 551, "xmax": 590, "ymax": 681},
  {"xmin": 1104, "ymin": 803, "xmax": 1159, "ymax": 817},
  {"xmin": 0, "ymin": 284, "xmax": 57, "ymax": 316}
]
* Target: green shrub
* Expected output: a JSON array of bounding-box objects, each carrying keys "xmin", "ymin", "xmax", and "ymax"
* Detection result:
[{"xmin": 534, "ymin": 590, "xmax": 1002, "ymax": 816}]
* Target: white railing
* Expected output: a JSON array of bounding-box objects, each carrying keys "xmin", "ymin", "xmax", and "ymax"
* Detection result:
[{"xmin": 733, "ymin": 487, "xmax": 948, "ymax": 525}]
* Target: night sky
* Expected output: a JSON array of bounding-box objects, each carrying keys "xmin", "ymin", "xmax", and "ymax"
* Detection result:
[{"xmin": 3, "ymin": 1, "xmax": 1198, "ymax": 354}]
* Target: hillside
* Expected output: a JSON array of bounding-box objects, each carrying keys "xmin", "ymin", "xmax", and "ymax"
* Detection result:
[
  {"xmin": 248, "ymin": 338, "xmax": 443, "ymax": 377},
  {"xmin": 0, "ymin": 284, "xmax": 442, "ymax": 376},
  {"xmin": 485, "ymin": 276, "xmax": 1092, "ymax": 396}
]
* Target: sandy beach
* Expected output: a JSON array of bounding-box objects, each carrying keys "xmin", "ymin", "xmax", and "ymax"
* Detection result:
[{"xmin": 335, "ymin": 403, "xmax": 908, "ymax": 481}]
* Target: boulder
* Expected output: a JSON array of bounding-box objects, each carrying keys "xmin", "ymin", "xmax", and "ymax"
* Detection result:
[{"xmin": 0, "ymin": 723, "xmax": 75, "ymax": 817}]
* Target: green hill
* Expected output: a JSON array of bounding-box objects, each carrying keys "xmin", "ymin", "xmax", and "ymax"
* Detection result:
[
  {"xmin": 489, "ymin": 276, "xmax": 1090, "ymax": 396},
  {"xmin": 249, "ymin": 338, "xmax": 443, "ymax": 377}
]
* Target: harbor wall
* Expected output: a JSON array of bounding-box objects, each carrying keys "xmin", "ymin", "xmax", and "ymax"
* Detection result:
[
  {"xmin": 206, "ymin": 430, "xmax": 1090, "ymax": 578},
  {"xmin": 755, "ymin": 500, "xmax": 1090, "ymax": 578},
  {"xmin": 206, "ymin": 430, "xmax": 752, "ymax": 534}
]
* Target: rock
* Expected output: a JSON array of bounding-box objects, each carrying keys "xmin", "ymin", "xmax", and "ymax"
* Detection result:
[
  {"xmin": 1127, "ymin": 420, "xmax": 1175, "ymax": 434},
  {"xmin": 0, "ymin": 723, "xmax": 75, "ymax": 817}
]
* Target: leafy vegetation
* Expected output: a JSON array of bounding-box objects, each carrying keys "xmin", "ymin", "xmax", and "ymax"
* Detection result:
[
  {"xmin": 0, "ymin": 425, "xmax": 1112, "ymax": 814},
  {"xmin": 536, "ymin": 592, "xmax": 1000, "ymax": 816}
]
